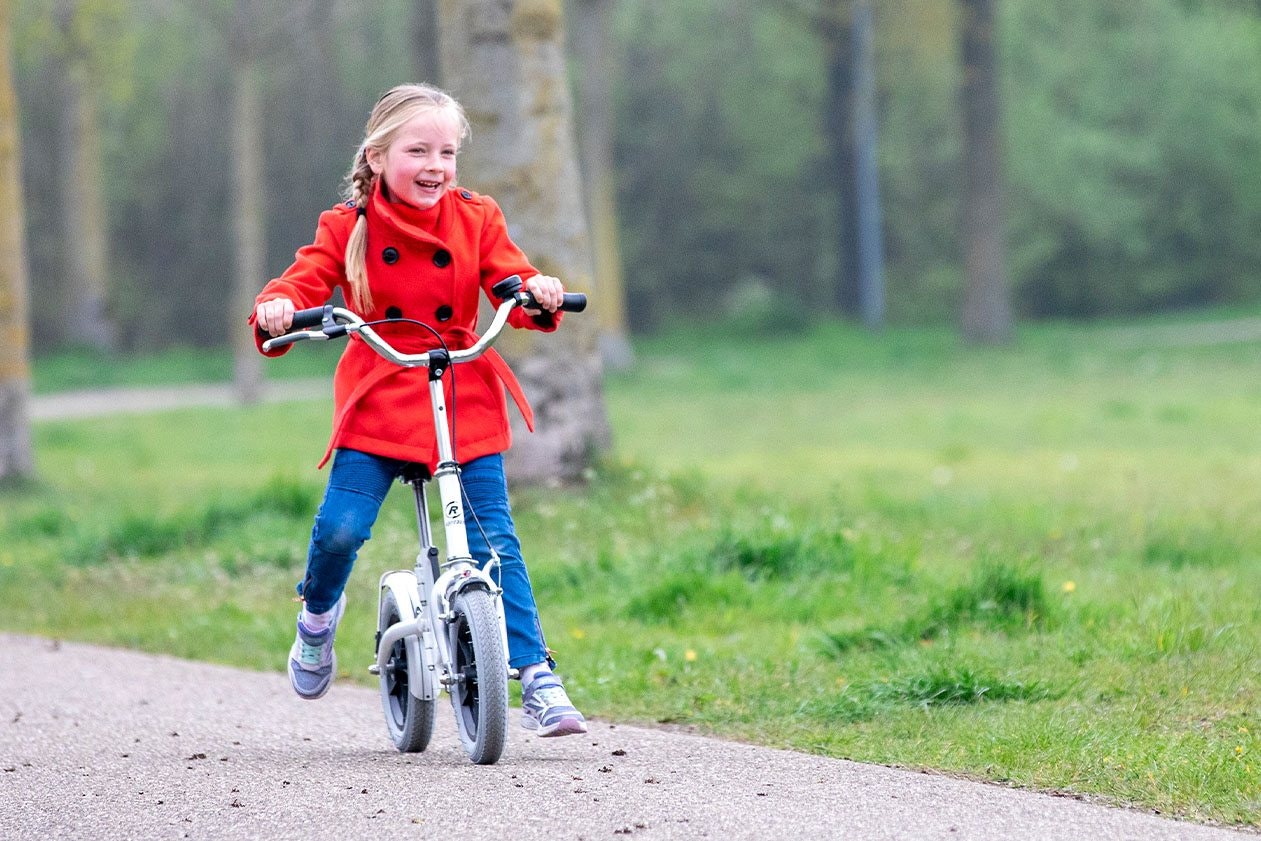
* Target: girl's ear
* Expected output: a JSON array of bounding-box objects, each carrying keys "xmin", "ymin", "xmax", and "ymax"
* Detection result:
[{"xmin": 366, "ymin": 147, "xmax": 385, "ymax": 176}]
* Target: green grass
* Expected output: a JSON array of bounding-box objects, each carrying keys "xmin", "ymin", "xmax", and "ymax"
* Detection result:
[{"xmin": 7, "ymin": 308, "xmax": 1261, "ymax": 827}]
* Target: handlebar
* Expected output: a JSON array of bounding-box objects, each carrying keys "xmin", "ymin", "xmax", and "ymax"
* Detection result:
[
  {"xmin": 260, "ymin": 275, "xmax": 587, "ymax": 366},
  {"xmin": 290, "ymin": 306, "xmax": 330, "ymax": 330}
]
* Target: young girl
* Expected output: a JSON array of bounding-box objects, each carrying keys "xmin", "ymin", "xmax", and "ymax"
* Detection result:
[{"xmin": 250, "ymin": 84, "xmax": 586, "ymax": 738}]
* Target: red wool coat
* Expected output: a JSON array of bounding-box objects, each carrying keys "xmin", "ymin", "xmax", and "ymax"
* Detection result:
[{"xmin": 250, "ymin": 181, "xmax": 560, "ymax": 469}]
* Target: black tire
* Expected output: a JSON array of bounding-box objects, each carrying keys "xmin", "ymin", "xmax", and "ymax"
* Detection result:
[
  {"xmin": 378, "ymin": 589, "xmax": 435, "ymax": 753},
  {"xmin": 448, "ymin": 588, "xmax": 509, "ymax": 765}
]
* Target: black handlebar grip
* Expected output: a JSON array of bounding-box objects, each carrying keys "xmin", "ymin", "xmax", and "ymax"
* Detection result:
[
  {"xmin": 262, "ymin": 332, "xmax": 309, "ymax": 351},
  {"xmin": 491, "ymin": 276, "xmax": 586, "ymax": 312},
  {"xmin": 290, "ymin": 305, "xmax": 330, "ymax": 330},
  {"xmin": 519, "ymin": 291, "xmax": 588, "ymax": 313},
  {"xmin": 559, "ymin": 293, "xmax": 587, "ymax": 313}
]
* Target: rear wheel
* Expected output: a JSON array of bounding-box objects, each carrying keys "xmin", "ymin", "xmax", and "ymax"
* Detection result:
[
  {"xmin": 378, "ymin": 589, "xmax": 435, "ymax": 753},
  {"xmin": 447, "ymin": 588, "xmax": 508, "ymax": 765}
]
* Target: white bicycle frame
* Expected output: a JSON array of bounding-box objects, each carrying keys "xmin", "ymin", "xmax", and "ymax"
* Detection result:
[{"xmin": 263, "ymin": 299, "xmax": 524, "ymax": 700}]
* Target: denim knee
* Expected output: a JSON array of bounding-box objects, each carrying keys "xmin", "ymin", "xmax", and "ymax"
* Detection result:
[{"xmin": 311, "ymin": 491, "xmax": 378, "ymax": 559}]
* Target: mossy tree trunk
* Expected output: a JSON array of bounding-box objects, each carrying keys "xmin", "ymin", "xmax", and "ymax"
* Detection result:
[
  {"xmin": 437, "ymin": 0, "xmax": 610, "ymax": 485},
  {"xmin": 0, "ymin": 0, "xmax": 34, "ymax": 482}
]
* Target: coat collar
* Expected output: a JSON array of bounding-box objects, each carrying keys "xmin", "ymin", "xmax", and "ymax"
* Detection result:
[{"xmin": 367, "ymin": 179, "xmax": 453, "ymax": 248}]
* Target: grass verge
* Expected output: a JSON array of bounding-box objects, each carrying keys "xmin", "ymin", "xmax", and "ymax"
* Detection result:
[{"xmin": 7, "ymin": 309, "xmax": 1261, "ymax": 827}]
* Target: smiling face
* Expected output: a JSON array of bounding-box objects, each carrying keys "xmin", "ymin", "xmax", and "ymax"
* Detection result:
[{"xmin": 367, "ymin": 106, "xmax": 461, "ymax": 210}]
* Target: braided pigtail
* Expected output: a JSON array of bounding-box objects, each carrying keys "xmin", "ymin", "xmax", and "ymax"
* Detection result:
[{"xmin": 343, "ymin": 151, "xmax": 375, "ymax": 313}]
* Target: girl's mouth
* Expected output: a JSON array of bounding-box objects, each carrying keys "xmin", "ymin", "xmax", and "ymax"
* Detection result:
[{"xmin": 418, "ymin": 180, "xmax": 442, "ymax": 190}]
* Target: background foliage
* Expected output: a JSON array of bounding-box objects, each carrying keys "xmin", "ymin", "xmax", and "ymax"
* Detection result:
[
  {"xmin": 611, "ymin": 0, "xmax": 1261, "ymax": 328},
  {"xmin": 12, "ymin": 0, "xmax": 1261, "ymax": 347}
]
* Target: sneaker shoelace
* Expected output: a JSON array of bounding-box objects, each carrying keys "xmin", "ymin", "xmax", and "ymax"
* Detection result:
[
  {"xmin": 299, "ymin": 638, "xmax": 326, "ymax": 666},
  {"xmin": 531, "ymin": 684, "xmax": 571, "ymax": 709}
]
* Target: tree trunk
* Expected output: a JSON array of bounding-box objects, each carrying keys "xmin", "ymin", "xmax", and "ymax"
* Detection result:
[
  {"xmin": 54, "ymin": 0, "xmax": 114, "ymax": 351},
  {"xmin": 570, "ymin": 0, "xmax": 632, "ymax": 370},
  {"xmin": 412, "ymin": 0, "xmax": 443, "ymax": 85},
  {"xmin": 0, "ymin": 0, "xmax": 35, "ymax": 482},
  {"xmin": 821, "ymin": 0, "xmax": 861, "ymax": 319},
  {"xmin": 959, "ymin": 0, "xmax": 1013, "ymax": 344},
  {"xmin": 851, "ymin": 0, "xmax": 886, "ymax": 329},
  {"xmin": 231, "ymin": 4, "xmax": 265, "ymax": 403},
  {"xmin": 437, "ymin": 0, "xmax": 610, "ymax": 485}
]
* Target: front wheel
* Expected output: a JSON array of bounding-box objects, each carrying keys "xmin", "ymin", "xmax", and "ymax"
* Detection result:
[
  {"xmin": 447, "ymin": 588, "xmax": 509, "ymax": 765},
  {"xmin": 378, "ymin": 589, "xmax": 435, "ymax": 753}
]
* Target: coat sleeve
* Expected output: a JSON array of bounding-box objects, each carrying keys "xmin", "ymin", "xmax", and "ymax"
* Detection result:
[
  {"xmin": 247, "ymin": 207, "xmax": 354, "ymax": 356},
  {"xmin": 477, "ymin": 196, "xmax": 562, "ymax": 333}
]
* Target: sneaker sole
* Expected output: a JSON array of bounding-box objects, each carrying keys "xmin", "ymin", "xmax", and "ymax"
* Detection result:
[
  {"xmin": 288, "ymin": 649, "xmax": 337, "ymax": 700},
  {"xmin": 523, "ymin": 713, "xmax": 588, "ymax": 737}
]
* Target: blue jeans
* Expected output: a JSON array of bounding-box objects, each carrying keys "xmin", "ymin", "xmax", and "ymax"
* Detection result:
[{"xmin": 297, "ymin": 449, "xmax": 552, "ymax": 670}]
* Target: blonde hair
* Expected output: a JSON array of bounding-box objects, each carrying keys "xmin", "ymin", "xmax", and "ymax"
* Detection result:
[{"xmin": 342, "ymin": 84, "xmax": 471, "ymax": 312}]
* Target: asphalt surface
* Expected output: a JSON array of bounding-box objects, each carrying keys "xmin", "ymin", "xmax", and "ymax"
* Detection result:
[
  {"xmin": 1, "ymin": 633, "xmax": 1254, "ymax": 841},
  {"xmin": 30, "ymin": 378, "xmax": 330, "ymax": 421}
]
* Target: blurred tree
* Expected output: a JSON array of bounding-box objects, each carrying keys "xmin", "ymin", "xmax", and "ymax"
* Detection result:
[
  {"xmin": 412, "ymin": 0, "xmax": 441, "ymax": 83},
  {"xmin": 100, "ymin": 0, "xmax": 236, "ymax": 349},
  {"xmin": 0, "ymin": 0, "xmax": 34, "ymax": 482},
  {"xmin": 875, "ymin": 0, "xmax": 961, "ymax": 323},
  {"xmin": 10, "ymin": 0, "xmax": 1261, "ymax": 357},
  {"xmin": 959, "ymin": 0, "xmax": 1013, "ymax": 343},
  {"xmin": 232, "ymin": 0, "xmax": 359, "ymax": 400},
  {"xmin": 437, "ymin": 0, "xmax": 610, "ymax": 484},
  {"xmin": 1003, "ymin": 0, "xmax": 1261, "ymax": 315},
  {"xmin": 95, "ymin": 0, "xmax": 411, "ymax": 351},
  {"xmin": 570, "ymin": 0, "xmax": 632, "ymax": 368},
  {"xmin": 815, "ymin": 0, "xmax": 862, "ymax": 318},
  {"xmin": 12, "ymin": 0, "xmax": 131, "ymax": 351},
  {"xmin": 52, "ymin": 0, "xmax": 123, "ymax": 351},
  {"xmin": 851, "ymin": 0, "xmax": 886, "ymax": 328},
  {"xmin": 613, "ymin": 2, "xmax": 829, "ymax": 331},
  {"xmin": 230, "ymin": 0, "xmax": 266, "ymax": 403},
  {"xmin": 265, "ymin": 0, "xmax": 362, "ymax": 281}
]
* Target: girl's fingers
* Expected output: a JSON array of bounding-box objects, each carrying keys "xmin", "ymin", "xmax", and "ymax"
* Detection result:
[
  {"xmin": 256, "ymin": 300, "xmax": 294, "ymax": 335},
  {"xmin": 528, "ymin": 276, "xmax": 564, "ymax": 311}
]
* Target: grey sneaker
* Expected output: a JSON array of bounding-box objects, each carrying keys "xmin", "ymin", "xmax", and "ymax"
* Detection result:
[
  {"xmin": 521, "ymin": 671, "xmax": 588, "ymax": 737},
  {"xmin": 287, "ymin": 593, "xmax": 346, "ymax": 700}
]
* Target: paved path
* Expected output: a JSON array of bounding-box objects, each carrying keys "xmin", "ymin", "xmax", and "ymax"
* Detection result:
[
  {"xmin": 30, "ymin": 378, "xmax": 330, "ymax": 421},
  {"xmin": 1, "ymin": 633, "xmax": 1253, "ymax": 841}
]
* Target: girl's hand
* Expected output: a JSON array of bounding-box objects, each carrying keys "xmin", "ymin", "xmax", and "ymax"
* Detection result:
[
  {"xmin": 524, "ymin": 275, "xmax": 564, "ymax": 313},
  {"xmin": 255, "ymin": 298, "xmax": 296, "ymax": 336}
]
